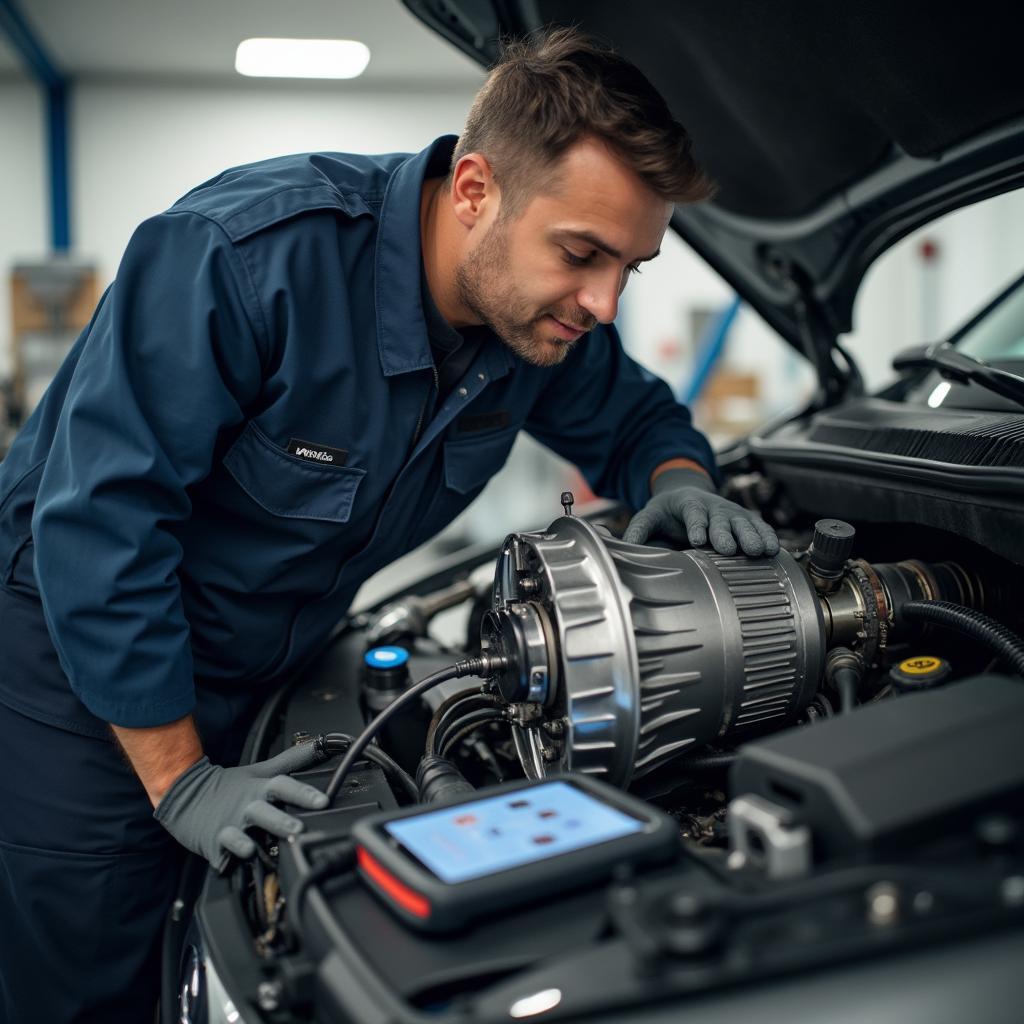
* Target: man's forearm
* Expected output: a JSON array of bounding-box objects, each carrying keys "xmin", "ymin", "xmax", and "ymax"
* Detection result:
[{"xmin": 111, "ymin": 714, "xmax": 204, "ymax": 808}]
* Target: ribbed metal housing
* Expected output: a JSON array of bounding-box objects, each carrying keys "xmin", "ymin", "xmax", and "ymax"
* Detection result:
[
  {"xmin": 492, "ymin": 517, "xmax": 825, "ymax": 787},
  {"xmin": 710, "ymin": 554, "xmax": 818, "ymax": 731},
  {"xmin": 806, "ymin": 410, "xmax": 1024, "ymax": 468}
]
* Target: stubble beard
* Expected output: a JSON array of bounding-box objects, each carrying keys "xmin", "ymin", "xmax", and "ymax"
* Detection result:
[{"xmin": 454, "ymin": 219, "xmax": 594, "ymax": 368}]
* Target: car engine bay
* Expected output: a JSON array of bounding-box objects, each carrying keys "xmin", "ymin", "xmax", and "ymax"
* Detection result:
[{"xmin": 174, "ymin": 473, "xmax": 1024, "ymax": 1024}]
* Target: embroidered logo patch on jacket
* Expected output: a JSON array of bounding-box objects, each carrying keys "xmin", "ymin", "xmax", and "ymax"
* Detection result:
[{"xmin": 287, "ymin": 438, "xmax": 349, "ymax": 466}]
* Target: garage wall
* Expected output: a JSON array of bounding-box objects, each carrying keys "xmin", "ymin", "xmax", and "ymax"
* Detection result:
[
  {"xmin": 71, "ymin": 79, "xmax": 477, "ymax": 293},
  {"xmin": 0, "ymin": 78, "xmax": 48, "ymax": 378},
  {"xmin": 0, "ymin": 77, "xmax": 477, "ymax": 379},
  {"xmin": 4, "ymin": 72, "xmax": 1024, "ymax": 411}
]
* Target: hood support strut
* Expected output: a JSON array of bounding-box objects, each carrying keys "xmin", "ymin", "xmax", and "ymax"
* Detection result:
[{"xmin": 769, "ymin": 249, "xmax": 863, "ymax": 411}]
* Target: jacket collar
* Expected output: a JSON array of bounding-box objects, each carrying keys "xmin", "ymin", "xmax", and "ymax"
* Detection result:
[
  {"xmin": 375, "ymin": 135, "xmax": 516, "ymax": 383},
  {"xmin": 375, "ymin": 135, "xmax": 455, "ymax": 377}
]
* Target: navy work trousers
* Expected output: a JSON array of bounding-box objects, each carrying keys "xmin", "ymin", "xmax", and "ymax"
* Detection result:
[{"xmin": 0, "ymin": 585, "xmax": 263, "ymax": 1024}]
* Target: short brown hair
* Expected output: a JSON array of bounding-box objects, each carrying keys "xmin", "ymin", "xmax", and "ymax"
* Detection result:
[{"xmin": 450, "ymin": 27, "xmax": 716, "ymax": 215}]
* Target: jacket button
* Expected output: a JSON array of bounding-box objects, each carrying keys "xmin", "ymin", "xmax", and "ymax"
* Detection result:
[
  {"xmin": 478, "ymin": 372, "xmax": 486, "ymax": 381},
  {"xmin": 458, "ymin": 387, "xmax": 468, "ymax": 397}
]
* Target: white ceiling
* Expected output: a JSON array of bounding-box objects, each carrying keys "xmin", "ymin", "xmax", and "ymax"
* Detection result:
[{"xmin": 0, "ymin": 0, "xmax": 485, "ymax": 86}]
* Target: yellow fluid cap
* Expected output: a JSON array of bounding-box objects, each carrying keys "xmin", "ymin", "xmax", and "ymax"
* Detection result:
[
  {"xmin": 890, "ymin": 656, "xmax": 952, "ymax": 693},
  {"xmin": 897, "ymin": 656, "xmax": 944, "ymax": 676}
]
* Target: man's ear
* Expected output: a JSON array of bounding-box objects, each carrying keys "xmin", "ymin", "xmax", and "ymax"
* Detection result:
[{"xmin": 450, "ymin": 153, "xmax": 500, "ymax": 229}]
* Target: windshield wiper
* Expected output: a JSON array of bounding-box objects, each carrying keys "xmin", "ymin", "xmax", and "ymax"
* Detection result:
[{"xmin": 892, "ymin": 342, "xmax": 1024, "ymax": 410}]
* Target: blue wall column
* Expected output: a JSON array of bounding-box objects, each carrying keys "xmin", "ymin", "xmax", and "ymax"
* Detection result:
[
  {"xmin": 682, "ymin": 295, "xmax": 742, "ymax": 405},
  {"xmin": 0, "ymin": 0, "xmax": 70, "ymax": 252}
]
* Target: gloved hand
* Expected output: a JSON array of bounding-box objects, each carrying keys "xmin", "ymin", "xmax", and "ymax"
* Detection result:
[
  {"xmin": 623, "ymin": 468, "xmax": 779, "ymax": 557},
  {"xmin": 154, "ymin": 741, "xmax": 329, "ymax": 872}
]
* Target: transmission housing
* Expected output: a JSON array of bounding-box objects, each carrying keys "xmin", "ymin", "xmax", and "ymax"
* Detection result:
[{"xmin": 482, "ymin": 515, "xmax": 826, "ymax": 787}]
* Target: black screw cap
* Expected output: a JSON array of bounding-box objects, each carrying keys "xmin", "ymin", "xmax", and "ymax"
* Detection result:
[{"xmin": 808, "ymin": 518, "xmax": 856, "ymax": 579}]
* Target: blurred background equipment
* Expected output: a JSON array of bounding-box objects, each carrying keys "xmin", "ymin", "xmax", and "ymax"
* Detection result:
[{"xmin": 9, "ymin": 259, "xmax": 97, "ymax": 419}]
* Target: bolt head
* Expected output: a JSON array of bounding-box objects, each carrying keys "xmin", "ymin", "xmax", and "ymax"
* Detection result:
[
  {"xmin": 669, "ymin": 893, "xmax": 703, "ymax": 920},
  {"xmin": 1002, "ymin": 876, "xmax": 1024, "ymax": 906},
  {"xmin": 913, "ymin": 891, "xmax": 934, "ymax": 914},
  {"xmin": 256, "ymin": 980, "xmax": 282, "ymax": 1011},
  {"xmin": 977, "ymin": 815, "xmax": 1018, "ymax": 849},
  {"xmin": 866, "ymin": 882, "xmax": 900, "ymax": 926},
  {"xmin": 727, "ymin": 850, "xmax": 747, "ymax": 871}
]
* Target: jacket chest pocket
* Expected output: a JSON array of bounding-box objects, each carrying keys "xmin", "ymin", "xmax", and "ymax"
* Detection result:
[
  {"xmin": 443, "ymin": 425, "xmax": 519, "ymax": 495},
  {"xmin": 223, "ymin": 422, "xmax": 365, "ymax": 522}
]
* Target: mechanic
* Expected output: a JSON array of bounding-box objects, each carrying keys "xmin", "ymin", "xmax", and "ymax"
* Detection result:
[{"xmin": 0, "ymin": 27, "xmax": 778, "ymax": 1024}]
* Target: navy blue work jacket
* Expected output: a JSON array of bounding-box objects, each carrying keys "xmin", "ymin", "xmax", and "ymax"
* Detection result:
[{"xmin": 0, "ymin": 135, "xmax": 715, "ymax": 733}]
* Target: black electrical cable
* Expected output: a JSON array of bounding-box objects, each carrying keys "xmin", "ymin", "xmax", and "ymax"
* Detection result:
[
  {"xmin": 438, "ymin": 708, "xmax": 509, "ymax": 758},
  {"xmin": 241, "ymin": 679, "xmax": 293, "ymax": 765},
  {"xmin": 324, "ymin": 654, "xmax": 505, "ymax": 804},
  {"xmin": 901, "ymin": 600, "xmax": 1024, "ymax": 678},
  {"xmin": 322, "ymin": 733, "xmax": 418, "ymax": 802}
]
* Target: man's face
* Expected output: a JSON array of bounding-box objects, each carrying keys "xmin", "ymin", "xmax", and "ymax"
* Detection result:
[{"xmin": 455, "ymin": 138, "xmax": 673, "ymax": 367}]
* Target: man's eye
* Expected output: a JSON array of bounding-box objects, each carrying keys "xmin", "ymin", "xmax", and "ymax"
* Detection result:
[
  {"xmin": 562, "ymin": 249, "xmax": 593, "ymax": 267},
  {"xmin": 627, "ymin": 263, "xmax": 643, "ymax": 276}
]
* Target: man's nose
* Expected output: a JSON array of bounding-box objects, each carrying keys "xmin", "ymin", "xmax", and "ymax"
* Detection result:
[{"xmin": 576, "ymin": 268, "xmax": 622, "ymax": 325}]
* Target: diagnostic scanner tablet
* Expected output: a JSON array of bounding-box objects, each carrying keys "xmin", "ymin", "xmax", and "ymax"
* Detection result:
[{"xmin": 351, "ymin": 774, "xmax": 679, "ymax": 932}]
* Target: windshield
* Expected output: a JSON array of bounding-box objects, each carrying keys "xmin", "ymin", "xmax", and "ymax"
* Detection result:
[{"xmin": 956, "ymin": 275, "xmax": 1024, "ymax": 361}]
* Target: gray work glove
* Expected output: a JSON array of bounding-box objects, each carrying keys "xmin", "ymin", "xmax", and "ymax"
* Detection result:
[
  {"xmin": 623, "ymin": 468, "xmax": 779, "ymax": 557},
  {"xmin": 154, "ymin": 741, "xmax": 329, "ymax": 872}
]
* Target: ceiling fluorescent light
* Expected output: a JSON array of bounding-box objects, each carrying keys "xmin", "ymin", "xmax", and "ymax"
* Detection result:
[{"xmin": 235, "ymin": 38, "xmax": 371, "ymax": 79}]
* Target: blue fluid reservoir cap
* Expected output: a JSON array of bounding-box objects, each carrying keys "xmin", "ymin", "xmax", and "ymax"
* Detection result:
[{"xmin": 365, "ymin": 646, "xmax": 410, "ymax": 670}]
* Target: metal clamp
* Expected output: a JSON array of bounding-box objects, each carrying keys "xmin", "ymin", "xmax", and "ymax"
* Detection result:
[{"xmin": 727, "ymin": 794, "xmax": 811, "ymax": 880}]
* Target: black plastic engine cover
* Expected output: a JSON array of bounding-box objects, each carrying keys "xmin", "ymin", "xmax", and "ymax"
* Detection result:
[{"xmin": 730, "ymin": 675, "xmax": 1024, "ymax": 860}]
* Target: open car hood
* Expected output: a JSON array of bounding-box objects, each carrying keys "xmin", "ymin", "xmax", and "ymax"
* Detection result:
[{"xmin": 402, "ymin": 0, "xmax": 1024, "ymax": 401}]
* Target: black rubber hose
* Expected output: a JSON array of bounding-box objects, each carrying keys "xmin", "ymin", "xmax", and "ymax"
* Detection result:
[
  {"xmin": 438, "ymin": 709, "xmax": 508, "ymax": 757},
  {"xmin": 834, "ymin": 669, "xmax": 858, "ymax": 712},
  {"xmin": 415, "ymin": 754, "xmax": 476, "ymax": 803},
  {"xmin": 434, "ymin": 705, "xmax": 507, "ymax": 755},
  {"xmin": 901, "ymin": 600, "xmax": 1024, "ymax": 678},
  {"xmin": 826, "ymin": 647, "xmax": 865, "ymax": 714},
  {"xmin": 683, "ymin": 751, "xmax": 737, "ymax": 771},
  {"xmin": 425, "ymin": 686, "xmax": 481, "ymax": 745},
  {"xmin": 426, "ymin": 689, "xmax": 504, "ymax": 755}
]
